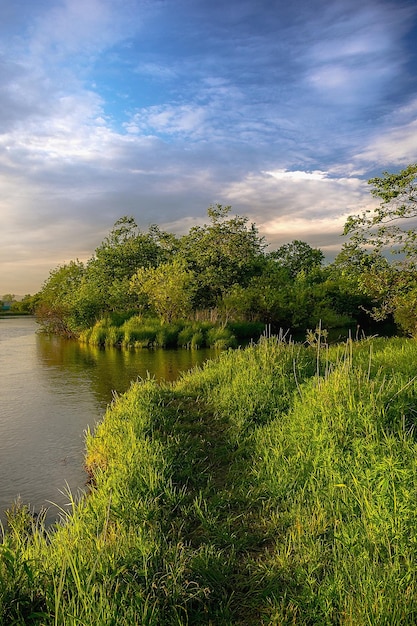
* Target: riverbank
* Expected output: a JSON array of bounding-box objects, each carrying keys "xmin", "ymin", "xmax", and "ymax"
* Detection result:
[{"xmin": 2, "ymin": 335, "xmax": 417, "ymax": 623}]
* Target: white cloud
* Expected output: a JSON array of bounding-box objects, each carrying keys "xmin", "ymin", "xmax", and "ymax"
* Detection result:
[
  {"xmin": 220, "ymin": 169, "xmax": 377, "ymax": 252},
  {"xmin": 303, "ymin": 2, "xmax": 414, "ymax": 107},
  {"xmin": 356, "ymin": 98, "xmax": 417, "ymax": 165},
  {"xmin": 28, "ymin": 0, "xmax": 139, "ymax": 59},
  {"xmin": 125, "ymin": 104, "xmax": 208, "ymax": 138},
  {"xmin": 134, "ymin": 62, "xmax": 178, "ymax": 81},
  {"xmin": 264, "ymin": 169, "xmax": 329, "ymax": 181}
]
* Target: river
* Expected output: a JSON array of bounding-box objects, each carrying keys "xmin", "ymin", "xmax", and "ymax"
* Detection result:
[{"xmin": 0, "ymin": 316, "xmax": 214, "ymax": 526}]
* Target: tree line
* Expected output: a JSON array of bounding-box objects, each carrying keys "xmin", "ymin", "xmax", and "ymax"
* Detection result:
[{"xmin": 33, "ymin": 164, "xmax": 417, "ymax": 339}]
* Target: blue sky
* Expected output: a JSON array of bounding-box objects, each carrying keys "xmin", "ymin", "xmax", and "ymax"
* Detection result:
[{"xmin": 1, "ymin": 0, "xmax": 417, "ymax": 294}]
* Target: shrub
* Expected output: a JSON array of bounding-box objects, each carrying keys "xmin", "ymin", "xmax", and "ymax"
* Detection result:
[
  {"xmin": 191, "ymin": 331, "xmax": 205, "ymax": 349},
  {"xmin": 105, "ymin": 325, "xmax": 124, "ymax": 346},
  {"xmin": 88, "ymin": 320, "xmax": 109, "ymax": 346},
  {"xmin": 177, "ymin": 326, "xmax": 195, "ymax": 348},
  {"xmin": 226, "ymin": 321, "xmax": 265, "ymax": 341},
  {"xmin": 206, "ymin": 327, "xmax": 237, "ymax": 349},
  {"xmin": 121, "ymin": 316, "xmax": 157, "ymax": 347},
  {"xmin": 156, "ymin": 325, "xmax": 182, "ymax": 348}
]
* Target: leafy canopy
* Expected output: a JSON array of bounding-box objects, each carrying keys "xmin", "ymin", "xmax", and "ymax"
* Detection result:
[
  {"xmin": 268, "ymin": 240, "xmax": 324, "ymax": 279},
  {"xmin": 344, "ymin": 163, "xmax": 417, "ymax": 259}
]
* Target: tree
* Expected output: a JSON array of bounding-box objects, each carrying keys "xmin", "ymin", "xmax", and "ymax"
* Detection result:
[
  {"xmin": 130, "ymin": 258, "xmax": 196, "ymax": 323},
  {"xmin": 35, "ymin": 261, "xmax": 85, "ymax": 335},
  {"xmin": 343, "ymin": 165, "xmax": 417, "ymax": 334},
  {"xmin": 322, "ymin": 245, "xmax": 378, "ymax": 324},
  {"xmin": 86, "ymin": 216, "xmax": 166, "ymax": 314},
  {"xmin": 344, "ymin": 164, "xmax": 417, "ymax": 259},
  {"xmin": 2, "ymin": 294, "xmax": 16, "ymax": 304},
  {"xmin": 179, "ymin": 204, "xmax": 266, "ymax": 308},
  {"xmin": 11, "ymin": 294, "xmax": 38, "ymax": 314},
  {"xmin": 268, "ymin": 240, "xmax": 324, "ymax": 279}
]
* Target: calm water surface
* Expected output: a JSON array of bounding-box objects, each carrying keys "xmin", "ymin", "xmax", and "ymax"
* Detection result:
[{"xmin": 0, "ymin": 317, "xmax": 214, "ymax": 525}]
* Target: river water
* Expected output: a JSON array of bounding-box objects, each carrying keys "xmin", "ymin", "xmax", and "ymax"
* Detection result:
[{"xmin": 0, "ymin": 317, "xmax": 214, "ymax": 525}]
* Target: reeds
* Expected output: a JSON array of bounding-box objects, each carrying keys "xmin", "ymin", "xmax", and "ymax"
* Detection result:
[{"xmin": 78, "ymin": 316, "xmax": 264, "ymax": 350}]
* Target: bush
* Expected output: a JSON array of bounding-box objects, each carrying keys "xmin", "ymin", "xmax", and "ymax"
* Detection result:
[
  {"xmin": 156, "ymin": 324, "xmax": 182, "ymax": 348},
  {"xmin": 105, "ymin": 325, "xmax": 124, "ymax": 346},
  {"xmin": 88, "ymin": 320, "xmax": 109, "ymax": 346},
  {"xmin": 191, "ymin": 331, "xmax": 205, "ymax": 349},
  {"xmin": 206, "ymin": 327, "xmax": 237, "ymax": 349},
  {"xmin": 121, "ymin": 316, "xmax": 158, "ymax": 347},
  {"xmin": 177, "ymin": 326, "xmax": 195, "ymax": 348},
  {"xmin": 226, "ymin": 321, "xmax": 265, "ymax": 341}
]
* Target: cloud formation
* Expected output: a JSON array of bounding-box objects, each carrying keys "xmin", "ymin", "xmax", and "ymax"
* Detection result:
[{"xmin": 1, "ymin": 0, "xmax": 417, "ymax": 294}]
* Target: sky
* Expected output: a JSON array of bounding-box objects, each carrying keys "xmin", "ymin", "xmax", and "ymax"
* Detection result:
[{"xmin": 1, "ymin": 0, "xmax": 417, "ymax": 295}]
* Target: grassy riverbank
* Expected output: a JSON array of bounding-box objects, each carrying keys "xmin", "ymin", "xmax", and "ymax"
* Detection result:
[{"xmin": 2, "ymin": 335, "xmax": 417, "ymax": 624}]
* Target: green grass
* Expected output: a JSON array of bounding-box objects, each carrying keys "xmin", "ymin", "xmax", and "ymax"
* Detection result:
[
  {"xmin": 79, "ymin": 316, "xmax": 264, "ymax": 350},
  {"xmin": 2, "ymin": 335, "xmax": 417, "ymax": 623}
]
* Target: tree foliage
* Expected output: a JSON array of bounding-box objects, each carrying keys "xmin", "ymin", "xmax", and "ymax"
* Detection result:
[
  {"xmin": 85, "ymin": 216, "xmax": 166, "ymax": 314},
  {"xmin": 342, "ymin": 165, "xmax": 417, "ymax": 335},
  {"xmin": 344, "ymin": 163, "xmax": 417, "ymax": 259},
  {"xmin": 35, "ymin": 192, "xmax": 416, "ymax": 339},
  {"xmin": 130, "ymin": 259, "xmax": 196, "ymax": 323},
  {"xmin": 180, "ymin": 204, "xmax": 266, "ymax": 307},
  {"xmin": 268, "ymin": 240, "xmax": 324, "ymax": 279},
  {"xmin": 35, "ymin": 261, "xmax": 85, "ymax": 335}
]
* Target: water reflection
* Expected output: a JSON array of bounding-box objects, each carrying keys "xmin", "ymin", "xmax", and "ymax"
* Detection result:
[
  {"xmin": 0, "ymin": 317, "xmax": 215, "ymax": 525},
  {"xmin": 36, "ymin": 334, "xmax": 215, "ymax": 405}
]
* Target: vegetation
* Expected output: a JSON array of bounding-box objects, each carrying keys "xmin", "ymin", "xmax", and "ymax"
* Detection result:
[
  {"xmin": 0, "ymin": 293, "xmax": 38, "ymax": 315},
  {"xmin": 3, "ymin": 335, "xmax": 417, "ymax": 623},
  {"xmin": 33, "ymin": 204, "xmax": 382, "ymax": 343},
  {"xmin": 344, "ymin": 163, "xmax": 417, "ymax": 335},
  {"xmin": 79, "ymin": 316, "xmax": 264, "ymax": 350},
  {"xmin": 2, "ymin": 163, "xmax": 415, "ymax": 339}
]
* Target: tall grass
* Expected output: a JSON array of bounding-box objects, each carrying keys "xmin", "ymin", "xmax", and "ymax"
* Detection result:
[
  {"xmin": 2, "ymin": 336, "xmax": 417, "ymax": 623},
  {"xmin": 79, "ymin": 315, "xmax": 264, "ymax": 350}
]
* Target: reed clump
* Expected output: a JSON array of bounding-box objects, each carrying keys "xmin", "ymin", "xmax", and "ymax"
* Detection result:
[
  {"xmin": 79, "ymin": 315, "xmax": 264, "ymax": 350},
  {"xmin": 2, "ymin": 335, "xmax": 417, "ymax": 623}
]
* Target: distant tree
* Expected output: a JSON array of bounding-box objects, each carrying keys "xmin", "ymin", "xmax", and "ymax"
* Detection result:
[
  {"xmin": 268, "ymin": 240, "xmax": 324, "ymax": 279},
  {"xmin": 2, "ymin": 294, "xmax": 16, "ymax": 304},
  {"xmin": 11, "ymin": 294, "xmax": 38, "ymax": 314},
  {"xmin": 331, "ymin": 243, "xmax": 377, "ymax": 277}
]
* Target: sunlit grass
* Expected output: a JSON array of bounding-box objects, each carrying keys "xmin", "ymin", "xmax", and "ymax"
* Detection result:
[
  {"xmin": 80, "ymin": 315, "xmax": 264, "ymax": 349},
  {"xmin": 2, "ymin": 335, "xmax": 417, "ymax": 623}
]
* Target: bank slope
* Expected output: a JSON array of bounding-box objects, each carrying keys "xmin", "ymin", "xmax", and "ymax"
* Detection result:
[{"xmin": 2, "ymin": 337, "xmax": 417, "ymax": 624}]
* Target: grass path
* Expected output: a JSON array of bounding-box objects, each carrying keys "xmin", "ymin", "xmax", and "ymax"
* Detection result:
[{"xmin": 148, "ymin": 388, "xmax": 274, "ymax": 624}]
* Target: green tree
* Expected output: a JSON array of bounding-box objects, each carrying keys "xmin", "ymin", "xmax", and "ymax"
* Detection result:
[
  {"xmin": 344, "ymin": 163, "xmax": 417, "ymax": 259},
  {"xmin": 343, "ymin": 165, "xmax": 417, "ymax": 334},
  {"xmin": 130, "ymin": 258, "xmax": 196, "ymax": 323},
  {"xmin": 10, "ymin": 294, "xmax": 38, "ymax": 314},
  {"xmin": 85, "ymin": 216, "xmax": 167, "ymax": 315},
  {"xmin": 268, "ymin": 240, "xmax": 324, "ymax": 279},
  {"xmin": 324, "ymin": 245, "xmax": 382, "ymax": 323},
  {"xmin": 179, "ymin": 204, "xmax": 266, "ymax": 308},
  {"xmin": 2, "ymin": 294, "xmax": 16, "ymax": 304},
  {"xmin": 35, "ymin": 261, "xmax": 85, "ymax": 335}
]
